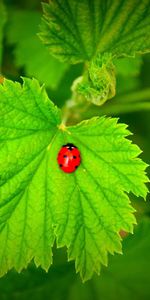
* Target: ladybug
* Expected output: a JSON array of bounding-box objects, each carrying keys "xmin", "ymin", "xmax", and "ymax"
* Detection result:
[{"xmin": 57, "ymin": 143, "xmax": 81, "ymax": 173}]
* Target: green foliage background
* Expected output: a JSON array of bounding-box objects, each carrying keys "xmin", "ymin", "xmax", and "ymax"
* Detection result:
[{"xmin": 0, "ymin": 0, "xmax": 150, "ymax": 299}]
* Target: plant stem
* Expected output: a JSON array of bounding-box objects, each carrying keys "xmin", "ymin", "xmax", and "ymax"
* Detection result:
[
  {"xmin": 115, "ymin": 88, "xmax": 150, "ymax": 103},
  {"xmin": 78, "ymin": 89, "xmax": 150, "ymax": 120},
  {"xmin": 63, "ymin": 88, "xmax": 150, "ymax": 125},
  {"xmin": 95, "ymin": 102, "xmax": 150, "ymax": 116},
  {"xmin": 80, "ymin": 102, "xmax": 150, "ymax": 120}
]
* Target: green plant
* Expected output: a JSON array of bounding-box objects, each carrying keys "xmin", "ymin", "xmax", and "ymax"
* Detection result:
[{"xmin": 0, "ymin": 0, "xmax": 150, "ymax": 297}]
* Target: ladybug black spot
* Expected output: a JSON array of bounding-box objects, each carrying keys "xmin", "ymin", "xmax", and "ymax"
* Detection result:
[
  {"xmin": 63, "ymin": 155, "xmax": 67, "ymax": 158},
  {"xmin": 59, "ymin": 164, "xmax": 63, "ymax": 167},
  {"xmin": 73, "ymin": 155, "xmax": 77, "ymax": 159}
]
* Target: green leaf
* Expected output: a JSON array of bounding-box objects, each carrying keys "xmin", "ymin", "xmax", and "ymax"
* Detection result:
[
  {"xmin": 6, "ymin": 10, "xmax": 68, "ymax": 89},
  {"xmin": 39, "ymin": 0, "xmax": 150, "ymax": 106},
  {"xmin": 0, "ymin": 219, "xmax": 150, "ymax": 300},
  {"xmin": 40, "ymin": 0, "xmax": 150, "ymax": 64},
  {"xmin": 0, "ymin": 78, "xmax": 148, "ymax": 281},
  {"xmin": 0, "ymin": 1, "xmax": 6, "ymax": 70}
]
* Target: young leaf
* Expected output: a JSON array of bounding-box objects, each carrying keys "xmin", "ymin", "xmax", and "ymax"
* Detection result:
[
  {"xmin": 40, "ymin": 0, "xmax": 150, "ymax": 64},
  {"xmin": 6, "ymin": 10, "xmax": 68, "ymax": 89},
  {"xmin": 72, "ymin": 53, "xmax": 116, "ymax": 106},
  {"xmin": 0, "ymin": 1, "xmax": 6, "ymax": 70},
  {"xmin": 0, "ymin": 78, "xmax": 148, "ymax": 281}
]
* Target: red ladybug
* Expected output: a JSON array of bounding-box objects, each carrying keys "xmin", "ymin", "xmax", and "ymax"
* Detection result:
[{"xmin": 57, "ymin": 143, "xmax": 81, "ymax": 173}]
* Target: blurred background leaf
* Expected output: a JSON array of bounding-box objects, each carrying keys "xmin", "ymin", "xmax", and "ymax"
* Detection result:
[
  {"xmin": 5, "ymin": 9, "xmax": 69, "ymax": 90},
  {"xmin": 0, "ymin": 0, "xmax": 7, "ymax": 71}
]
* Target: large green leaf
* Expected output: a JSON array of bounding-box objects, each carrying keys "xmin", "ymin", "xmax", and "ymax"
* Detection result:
[
  {"xmin": 6, "ymin": 10, "xmax": 68, "ymax": 89},
  {"xmin": 40, "ymin": 0, "xmax": 150, "ymax": 64},
  {"xmin": 0, "ymin": 219, "xmax": 150, "ymax": 300},
  {"xmin": 0, "ymin": 78, "xmax": 148, "ymax": 281},
  {"xmin": 39, "ymin": 0, "xmax": 150, "ymax": 106}
]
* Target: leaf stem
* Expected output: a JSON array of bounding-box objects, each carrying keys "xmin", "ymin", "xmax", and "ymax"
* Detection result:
[
  {"xmin": 115, "ymin": 88, "xmax": 150, "ymax": 104},
  {"xmin": 66, "ymin": 88, "xmax": 150, "ymax": 123},
  {"xmin": 89, "ymin": 102, "xmax": 150, "ymax": 117},
  {"xmin": 63, "ymin": 88, "xmax": 150, "ymax": 125}
]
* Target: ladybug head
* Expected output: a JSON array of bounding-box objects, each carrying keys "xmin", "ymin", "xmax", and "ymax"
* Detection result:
[{"xmin": 63, "ymin": 143, "xmax": 77, "ymax": 150}]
